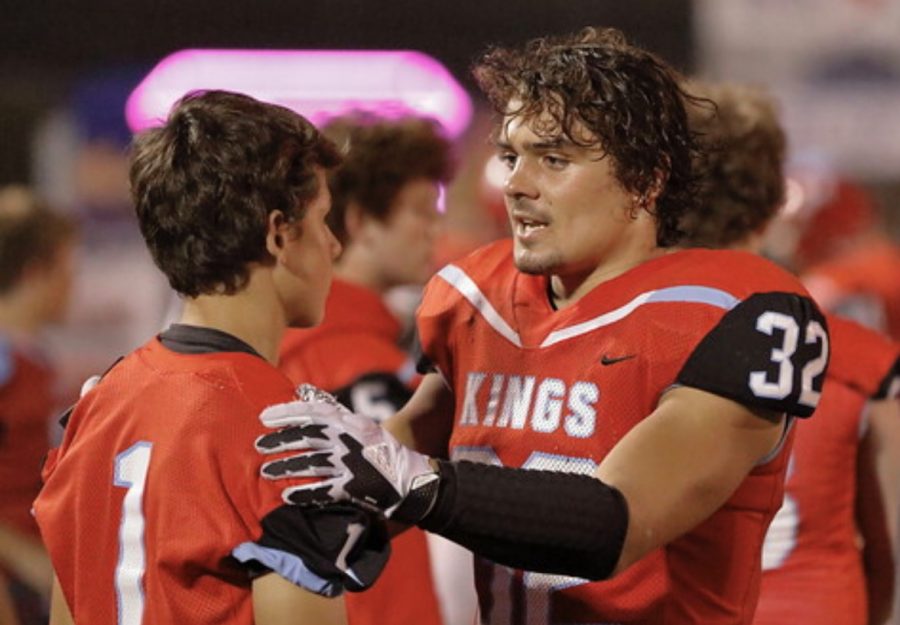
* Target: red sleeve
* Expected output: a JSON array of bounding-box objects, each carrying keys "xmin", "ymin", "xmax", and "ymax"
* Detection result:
[
  {"xmin": 827, "ymin": 314, "xmax": 900, "ymax": 399},
  {"xmin": 415, "ymin": 272, "xmax": 462, "ymax": 387}
]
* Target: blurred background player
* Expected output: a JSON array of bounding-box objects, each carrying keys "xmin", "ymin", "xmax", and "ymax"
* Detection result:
[
  {"xmin": 32, "ymin": 90, "xmax": 390, "ymax": 625},
  {"xmin": 256, "ymin": 27, "xmax": 830, "ymax": 625},
  {"xmin": 279, "ymin": 114, "xmax": 452, "ymax": 400},
  {"xmin": 683, "ymin": 80, "xmax": 900, "ymax": 625},
  {"xmin": 764, "ymin": 161, "xmax": 900, "ymax": 341},
  {"xmin": 277, "ymin": 113, "xmax": 468, "ymax": 625},
  {"xmin": 0, "ymin": 186, "xmax": 76, "ymax": 625}
]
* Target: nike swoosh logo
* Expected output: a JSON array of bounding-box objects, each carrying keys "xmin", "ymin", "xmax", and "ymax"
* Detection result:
[{"xmin": 600, "ymin": 354, "xmax": 637, "ymax": 366}]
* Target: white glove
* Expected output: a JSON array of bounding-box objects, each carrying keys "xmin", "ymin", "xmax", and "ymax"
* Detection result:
[{"xmin": 255, "ymin": 385, "xmax": 440, "ymax": 522}]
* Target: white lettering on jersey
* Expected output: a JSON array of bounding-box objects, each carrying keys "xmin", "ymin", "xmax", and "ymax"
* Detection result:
[
  {"xmin": 531, "ymin": 378, "xmax": 566, "ymax": 433},
  {"xmin": 482, "ymin": 374, "xmax": 505, "ymax": 426},
  {"xmin": 460, "ymin": 372, "xmax": 599, "ymax": 438},
  {"xmin": 566, "ymin": 382, "xmax": 599, "ymax": 438},
  {"xmin": 497, "ymin": 375, "xmax": 535, "ymax": 429},
  {"xmin": 460, "ymin": 372, "xmax": 486, "ymax": 425}
]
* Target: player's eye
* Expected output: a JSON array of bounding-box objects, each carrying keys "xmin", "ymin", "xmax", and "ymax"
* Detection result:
[
  {"xmin": 497, "ymin": 152, "xmax": 517, "ymax": 170},
  {"xmin": 543, "ymin": 154, "xmax": 570, "ymax": 169}
]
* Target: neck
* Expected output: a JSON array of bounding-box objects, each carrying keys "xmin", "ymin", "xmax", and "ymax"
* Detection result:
[
  {"xmin": 733, "ymin": 231, "xmax": 763, "ymax": 255},
  {"xmin": 178, "ymin": 269, "xmax": 286, "ymax": 364},
  {"xmin": 335, "ymin": 245, "xmax": 389, "ymax": 293},
  {"xmin": 550, "ymin": 216, "xmax": 664, "ymax": 309}
]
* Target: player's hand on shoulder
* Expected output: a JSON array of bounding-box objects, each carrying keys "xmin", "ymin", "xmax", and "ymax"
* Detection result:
[{"xmin": 255, "ymin": 384, "xmax": 439, "ymax": 523}]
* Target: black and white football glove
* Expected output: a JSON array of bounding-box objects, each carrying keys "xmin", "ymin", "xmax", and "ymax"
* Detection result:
[{"xmin": 255, "ymin": 385, "xmax": 440, "ymax": 523}]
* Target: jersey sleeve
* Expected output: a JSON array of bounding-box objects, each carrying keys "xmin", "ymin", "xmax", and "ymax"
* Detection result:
[
  {"xmin": 827, "ymin": 314, "xmax": 900, "ymax": 400},
  {"xmin": 677, "ymin": 292, "xmax": 829, "ymax": 417},
  {"xmin": 415, "ymin": 272, "xmax": 461, "ymax": 385}
]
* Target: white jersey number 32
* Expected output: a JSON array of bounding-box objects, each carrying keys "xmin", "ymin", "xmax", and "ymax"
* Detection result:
[{"xmin": 749, "ymin": 312, "xmax": 828, "ymax": 408}]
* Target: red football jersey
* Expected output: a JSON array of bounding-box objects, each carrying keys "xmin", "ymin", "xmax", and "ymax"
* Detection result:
[
  {"xmin": 754, "ymin": 380, "xmax": 867, "ymax": 625},
  {"xmin": 280, "ymin": 279, "xmax": 420, "ymax": 394},
  {"xmin": 803, "ymin": 240, "xmax": 900, "ymax": 341},
  {"xmin": 34, "ymin": 331, "xmax": 315, "ymax": 625},
  {"xmin": 826, "ymin": 314, "xmax": 900, "ymax": 400},
  {"xmin": 0, "ymin": 337, "xmax": 55, "ymax": 539},
  {"xmin": 417, "ymin": 240, "xmax": 829, "ymax": 625},
  {"xmin": 279, "ymin": 278, "xmax": 443, "ymax": 625},
  {"xmin": 753, "ymin": 315, "xmax": 898, "ymax": 625}
]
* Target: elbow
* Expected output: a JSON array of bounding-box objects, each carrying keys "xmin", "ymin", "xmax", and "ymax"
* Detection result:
[{"xmin": 608, "ymin": 523, "xmax": 657, "ymax": 578}]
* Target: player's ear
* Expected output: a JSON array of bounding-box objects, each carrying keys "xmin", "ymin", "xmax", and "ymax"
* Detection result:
[
  {"xmin": 646, "ymin": 162, "xmax": 669, "ymax": 208},
  {"xmin": 631, "ymin": 166, "xmax": 669, "ymax": 217},
  {"xmin": 265, "ymin": 210, "xmax": 291, "ymax": 257}
]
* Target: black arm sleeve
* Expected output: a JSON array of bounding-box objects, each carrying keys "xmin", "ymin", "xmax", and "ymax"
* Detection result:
[
  {"xmin": 418, "ymin": 460, "xmax": 628, "ymax": 580},
  {"xmin": 677, "ymin": 292, "xmax": 829, "ymax": 417}
]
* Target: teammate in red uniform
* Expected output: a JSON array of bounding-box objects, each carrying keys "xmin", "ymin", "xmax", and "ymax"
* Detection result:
[
  {"xmin": 0, "ymin": 187, "xmax": 76, "ymax": 625},
  {"xmin": 766, "ymin": 165, "xmax": 900, "ymax": 341},
  {"xmin": 255, "ymin": 28, "xmax": 829, "ymax": 624},
  {"xmin": 33, "ymin": 90, "xmax": 390, "ymax": 625},
  {"xmin": 682, "ymin": 80, "xmax": 900, "ymax": 625},
  {"xmin": 278, "ymin": 115, "xmax": 457, "ymax": 625}
]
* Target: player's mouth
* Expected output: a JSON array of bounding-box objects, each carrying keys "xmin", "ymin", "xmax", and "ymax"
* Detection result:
[{"xmin": 513, "ymin": 214, "xmax": 550, "ymax": 242}]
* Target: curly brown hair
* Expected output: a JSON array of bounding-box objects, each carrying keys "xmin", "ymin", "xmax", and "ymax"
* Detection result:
[
  {"xmin": 473, "ymin": 27, "xmax": 703, "ymax": 246},
  {"xmin": 0, "ymin": 186, "xmax": 76, "ymax": 294},
  {"xmin": 130, "ymin": 90, "xmax": 341, "ymax": 298},
  {"xmin": 322, "ymin": 114, "xmax": 456, "ymax": 246},
  {"xmin": 681, "ymin": 82, "xmax": 786, "ymax": 248}
]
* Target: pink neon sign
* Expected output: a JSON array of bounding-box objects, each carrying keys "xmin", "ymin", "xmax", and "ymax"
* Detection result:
[{"xmin": 125, "ymin": 49, "xmax": 472, "ymax": 137}]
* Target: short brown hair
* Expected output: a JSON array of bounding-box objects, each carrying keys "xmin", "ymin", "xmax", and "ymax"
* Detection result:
[
  {"xmin": 681, "ymin": 82, "xmax": 786, "ymax": 248},
  {"xmin": 0, "ymin": 186, "xmax": 76, "ymax": 294},
  {"xmin": 473, "ymin": 27, "xmax": 702, "ymax": 247},
  {"xmin": 322, "ymin": 114, "xmax": 455, "ymax": 246},
  {"xmin": 129, "ymin": 90, "xmax": 341, "ymax": 297}
]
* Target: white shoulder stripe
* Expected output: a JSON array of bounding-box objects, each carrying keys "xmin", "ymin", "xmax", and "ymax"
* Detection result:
[
  {"xmin": 436, "ymin": 265, "xmax": 523, "ymax": 347},
  {"xmin": 540, "ymin": 291, "xmax": 656, "ymax": 348},
  {"xmin": 437, "ymin": 265, "xmax": 741, "ymax": 350},
  {"xmin": 540, "ymin": 285, "xmax": 740, "ymax": 348}
]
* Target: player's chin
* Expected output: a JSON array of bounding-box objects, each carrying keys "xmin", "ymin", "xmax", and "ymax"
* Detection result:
[{"xmin": 513, "ymin": 245, "xmax": 561, "ymax": 276}]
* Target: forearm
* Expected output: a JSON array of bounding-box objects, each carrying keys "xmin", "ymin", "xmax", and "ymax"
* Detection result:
[
  {"xmin": 597, "ymin": 388, "xmax": 785, "ymax": 571},
  {"xmin": 418, "ymin": 460, "xmax": 628, "ymax": 580},
  {"xmin": 385, "ymin": 373, "xmax": 454, "ymax": 457}
]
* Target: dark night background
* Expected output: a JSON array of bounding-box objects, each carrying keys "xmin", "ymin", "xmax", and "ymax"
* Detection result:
[{"xmin": 0, "ymin": 0, "xmax": 693, "ymax": 184}]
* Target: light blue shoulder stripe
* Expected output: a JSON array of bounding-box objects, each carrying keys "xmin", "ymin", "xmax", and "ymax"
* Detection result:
[
  {"xmin": 435, "ymin": 262, "xmax": 741, "ymax": 350},
  {"xmin": 540, "ymin": 285, "xmax": 740, "ymax": 348},
  {"xmin": 645, "ymin": 285, "xmax": 740, "ymax": 310},
  {"xmin": 396, "ymin": 357, "xmax": 418, "ymax": 385},
  {"xmin": 232, "ymin": 542, "xmax": 344, "ymax": 597}
]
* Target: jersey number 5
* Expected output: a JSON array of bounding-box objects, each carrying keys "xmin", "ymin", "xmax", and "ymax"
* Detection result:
[
  {"xmin": 113, "ymin": 442, "xmax": 153, "ymax": 625},
  {"xmin": 749, "ymin": 312, "xmax": 828, "ymax": 408}
]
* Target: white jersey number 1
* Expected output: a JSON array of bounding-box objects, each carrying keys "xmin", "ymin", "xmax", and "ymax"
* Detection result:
[{"xmin": 113, "ymin": 442, "xmax": 153, "ymax": 625}]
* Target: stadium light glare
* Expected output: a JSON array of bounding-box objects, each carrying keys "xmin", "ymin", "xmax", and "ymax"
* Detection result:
[{"xmin": 125, "ymin": 49, "xmax": 473, "ymax": 137}]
